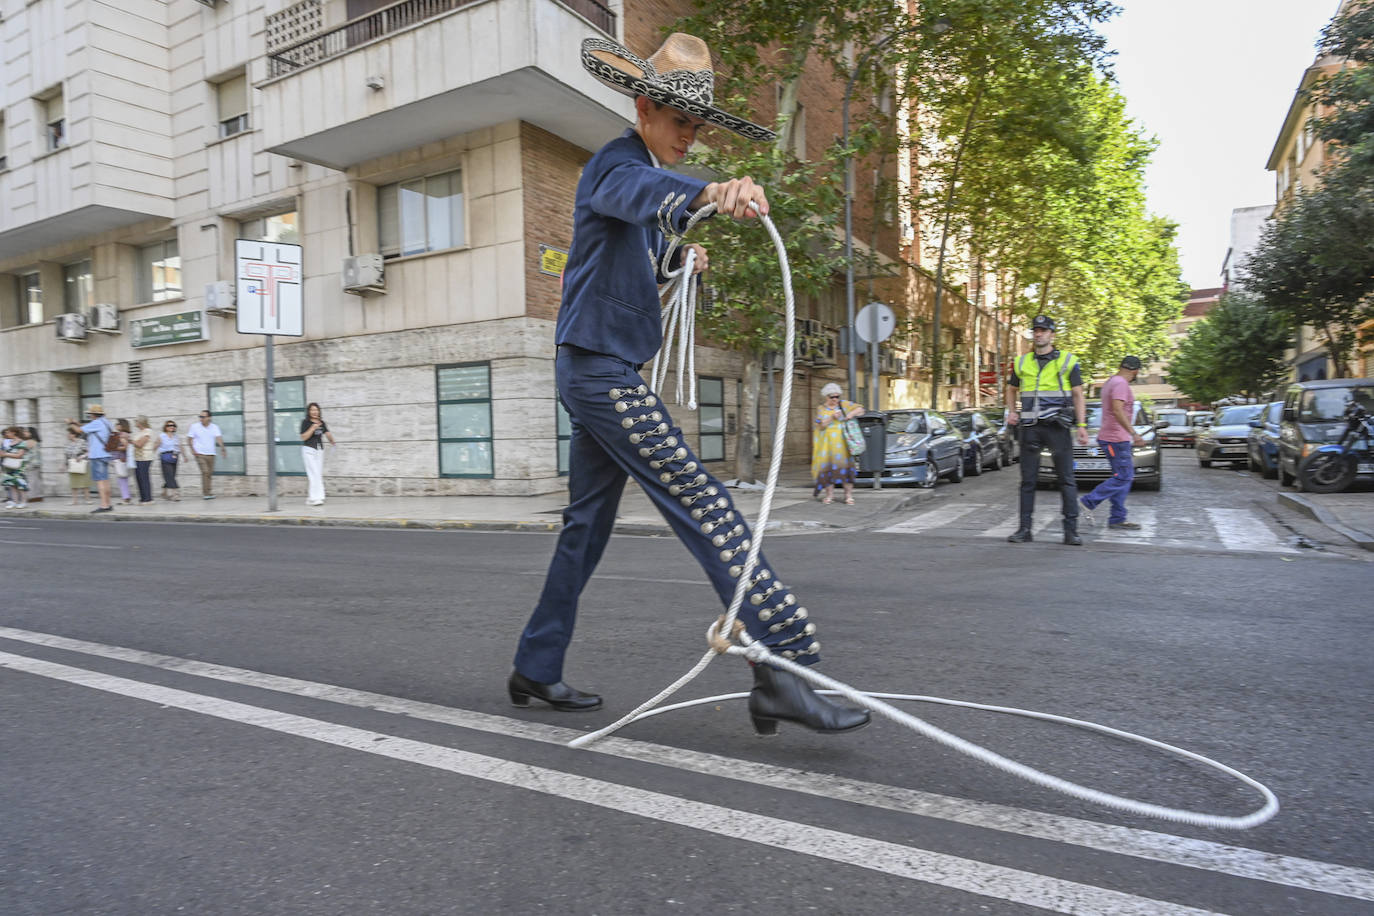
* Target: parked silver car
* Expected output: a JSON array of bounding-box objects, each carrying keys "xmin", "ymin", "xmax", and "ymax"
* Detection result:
[{"xmin": 1197, "ymin": 404, "xmax": 1264, "ymax": 467}]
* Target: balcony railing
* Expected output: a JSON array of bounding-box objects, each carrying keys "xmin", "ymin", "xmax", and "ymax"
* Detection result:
[{"xmin": 268, "ymin": 0, "xmax": 616, "ymax": 78}]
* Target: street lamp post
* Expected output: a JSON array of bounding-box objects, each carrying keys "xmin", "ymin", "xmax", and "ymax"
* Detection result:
[{"xmin": 842, "ymin": 17, "xmax": 950, "ymax": 405}]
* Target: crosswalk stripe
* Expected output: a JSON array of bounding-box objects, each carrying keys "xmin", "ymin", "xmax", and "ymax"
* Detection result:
[
  {"xmin": 1206, "ymin": 508, "xmax": 1297, "ymax": 553},
  {"xmin": 879, "ymin": 503, "xmax": 985, "ymax": 533},
  {"xmin": 1, "ymin": 649, "xmax": 1229, "ymax": 916}
]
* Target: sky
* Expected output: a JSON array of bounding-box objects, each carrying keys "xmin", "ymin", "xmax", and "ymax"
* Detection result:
[{"xmin": 1097, "ymin": 0, "xmax": 1344, "ymax": 291}]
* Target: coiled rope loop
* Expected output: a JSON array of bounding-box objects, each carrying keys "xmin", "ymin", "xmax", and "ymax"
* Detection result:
[{"xmin": 567, "ymin": 200, "xmax": 1278, "ymax": 832}]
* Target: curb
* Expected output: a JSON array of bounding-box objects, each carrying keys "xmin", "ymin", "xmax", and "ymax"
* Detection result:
[{"xmin": 1276, "ymin": 492, "xmax": 1374, "ymax": 552}]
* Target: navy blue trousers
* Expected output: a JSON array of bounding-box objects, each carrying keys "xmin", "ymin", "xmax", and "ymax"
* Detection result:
[
  {"xmin": 1017, "ymin": 422, "xmax": 1079, "ymax": 526},
  {"xmin": 1082, "ymin": 440, "xmax": 1134, "ymax": 523},
  {"xmin": 514, "ymin": 346, "xmax": 820, "ymax": 684}
]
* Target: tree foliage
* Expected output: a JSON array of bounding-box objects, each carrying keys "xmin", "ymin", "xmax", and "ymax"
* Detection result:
[
  {"xmin": 1243, "ymin": 0, "xmax": 1374, "ymax": 377},
  {"xmin": 1165, "ymin": 295, "xmax": 1293, "ymax": 403}
]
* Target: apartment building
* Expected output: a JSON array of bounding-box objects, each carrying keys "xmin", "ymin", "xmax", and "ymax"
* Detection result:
[
  {"xmin": 0, "ymin": 0, "xmax": 992, "ymax": 498},
  {"xmin": 1264, "ymin": 0, "xmax": 1362, "ymax": 381}
]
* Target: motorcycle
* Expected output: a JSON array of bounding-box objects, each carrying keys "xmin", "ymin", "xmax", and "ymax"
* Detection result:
[{"xmin": 1297, "ymin": 402, "xmax": 1374, "ymax": 494}]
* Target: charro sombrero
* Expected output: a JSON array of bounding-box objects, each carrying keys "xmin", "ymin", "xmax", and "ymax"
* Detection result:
[{"xmin": 582, "ymin": 33, "xmax": 777, "ymax": 143}]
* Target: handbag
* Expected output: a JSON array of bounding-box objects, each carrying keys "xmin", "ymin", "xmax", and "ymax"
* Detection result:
[
  {"xmin": 2, "ymin": 456, "xmax": 22, "ymax": 470},
  {"xmin": 841, "ymin": 418, "xmax": 866, "ymax": 456},
  {"xmin": 113, "ymin": 458, "xmax": 130, "ymax": 478},
  {"xmin": 68, "ymin": 457, "xmax": 89, "ymax": 475}
]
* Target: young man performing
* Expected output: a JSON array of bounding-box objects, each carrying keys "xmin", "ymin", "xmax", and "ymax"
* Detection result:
[{"xmin": 509, "ymin": 33, "xmax": 868, "ymax": 736}]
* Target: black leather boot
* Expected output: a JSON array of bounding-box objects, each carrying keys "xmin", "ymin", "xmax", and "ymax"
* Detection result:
[
  {"xmin": 1007, "ymin": 527, "xmax": 1034, "ymax": 543},
  {"xmin": 748, "ymin": 664, "xmax": 870, "ymax": 736},
  {"xmin": 1063, "ymin": 518, "xmax": 1082, "ymax": 546},
  {"xmin": 508, "ymin": 669, "xmax": 603, "ymax": 711}
]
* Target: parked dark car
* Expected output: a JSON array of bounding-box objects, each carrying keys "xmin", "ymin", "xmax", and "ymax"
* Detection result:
[
  {"xmin": 1277, "ymin": 378, "xmax": 1374, "ymax": 488},
  {"xmin": 1156, "ymin": 408, "xmax": 1198, "ymax": 447},
  {"xmin": 943, "ymin": 410, "xmax": 1004, "ymax": 475},
  {"xmin": 1246, "ymin": 401, "xmax": 1284, "ymax": 479},
  {"xmin": 977, "ymin": 406, "xmax": 1019, "ymax": 466},
  {"xmin": 857, "ymin": 409, "xmax": 966, "ymax": 487},
  {"xmin": 1197, "ymin": 403, "xmax": 1265, "ymax": 467},
  {"xmin": 1037, "ymin": 400, "xmax": 1162, "ymax": 491}
]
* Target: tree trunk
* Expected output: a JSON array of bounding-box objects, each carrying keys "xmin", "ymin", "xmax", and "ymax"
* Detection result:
[{"xmin": 734, "ymin": 353, "xmax": 762, "ymax": 483}]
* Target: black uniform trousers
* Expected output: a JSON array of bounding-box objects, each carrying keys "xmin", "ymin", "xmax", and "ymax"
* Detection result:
[
  {"xmin": 513, "ymin": 346, "xmax": 820, "ymax": 685},
  {"xmin": 1017, "ymin": 421, "xmax": 1079, "ymax": 528}
]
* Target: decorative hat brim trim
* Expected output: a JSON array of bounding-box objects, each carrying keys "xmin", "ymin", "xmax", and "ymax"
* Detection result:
[{"xmin": 581, "ymin": 39, "xmax": 776, "ymax": 143}]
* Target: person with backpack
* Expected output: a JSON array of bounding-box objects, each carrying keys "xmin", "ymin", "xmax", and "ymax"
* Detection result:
[
  {"xmin": 1004, "ymin": 316, "xmax": 1089, "ymax": 545},
  {"xmin": 67, "ymin": 405, "xmax": 117, "ymax": 513}
]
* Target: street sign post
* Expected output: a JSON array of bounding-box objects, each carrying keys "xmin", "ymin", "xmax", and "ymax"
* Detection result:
[
  {"xmin": 235, "ymin": 239, "xmax": 304, "ymax": 512},
  {"xmin": 855, "ymin": 302, "xmax": 896, "ymax": 490}
]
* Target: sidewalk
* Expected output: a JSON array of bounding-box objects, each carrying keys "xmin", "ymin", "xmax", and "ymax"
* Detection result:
[
  {"xmin": 10, "ymin": 476, "xmax": 933, "ymax": 536},
  {"xmin": 1276, "ymin": 490, "xmax": 1374, "ymax": 552}
]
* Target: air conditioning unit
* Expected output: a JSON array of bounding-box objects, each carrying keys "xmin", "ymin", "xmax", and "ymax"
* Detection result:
[
  {"xmin": 811, "ymin": 329, "xmax": 839, "ymax": 367},
  {"xmin": 55, "ymin": 313, "xmax": 88, "ymax": 342},
  {"xmin": 87, "ymin": 303, "xmax": 121, "ymax": 333},
  {"xmin": 792, "ymin": 332, "xmax": 814, "ymax": 367},
  {"xmin": 205, "ymin": 280, "xmax": 236, "ymax": 315},
  {"xmin": 342, "ymin": 254, "xmax": 385, "ymax": 294}
]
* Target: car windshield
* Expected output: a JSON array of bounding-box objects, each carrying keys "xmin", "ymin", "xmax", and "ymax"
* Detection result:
[
  {"xmin": 1086, "ymin": 404, "xmax": 1148, "ymax": 427},
  {"xmin": 1299, "ymin": 385, "xmax": 1374, "ymax": 422},
  {"xmin": 886, "ymin": 412, "xmax": 927, "ymax": 434},
  {"xmin": 1159, "ymin": 411, "xmax": 1187, "ymax": 426},
  {"xmin": 943, "ymin": 413, "xmax": 972, "ymax": 432},
  {"xmin": 1216, "ymin": 405, "xmax": 1263, "ymax": 425}
]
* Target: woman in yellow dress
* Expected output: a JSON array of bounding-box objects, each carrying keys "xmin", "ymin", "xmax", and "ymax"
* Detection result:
[{"xmin": 811, "ymin": 382, "xmax": 865, "ymax": 504}]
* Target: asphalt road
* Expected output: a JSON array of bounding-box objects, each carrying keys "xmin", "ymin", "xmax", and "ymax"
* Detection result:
[{"xmin": 3, "ymin": 450, "xmax": 1371, "ymax": 915}]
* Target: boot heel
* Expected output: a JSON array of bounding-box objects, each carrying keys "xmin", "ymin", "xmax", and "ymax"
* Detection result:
[
  {"xmin": 508, "ymin": 688, "xmax": 531, "ymax": 707},
  {"xmin": 751, "ymin": 716, "xmax": 778, "ymax": 737}
]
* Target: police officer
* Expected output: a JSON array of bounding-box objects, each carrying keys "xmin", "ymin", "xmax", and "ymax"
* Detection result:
[{"xmin": 1005, "ymin": 316, "xmax": 1089, "ymax": 545}]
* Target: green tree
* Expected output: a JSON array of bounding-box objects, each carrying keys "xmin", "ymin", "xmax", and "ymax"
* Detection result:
[
  {"xmin": 1165, "ymin": 295, "xmax": 1292, "ymax": 403},
  {"xmin": 1243, "ymin": 0, "xmax": 1374, "ymax": 377}
]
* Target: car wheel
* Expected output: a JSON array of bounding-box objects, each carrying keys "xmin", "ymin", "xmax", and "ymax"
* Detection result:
[
  {"xmin": 990, "ymin": 445, "xmax": 1004, "ymax": 470},
  {"xmin": 1261, "ymin": 453, "xmax": 1278, "ymax": 480},
  {"xmin": 949, "ymin": 453, "xmax": 965, "ymax": 483},
  {"xmin": 968, "ymin": 447, "xmax": 983, "ymax": 476},
  {"xmin": 1279, "ymin": 460, "xmax": 1295, "ymax": 487},
  {"xmin": 1000, "ymin": 445, "xmax": 1011, "ymax": 467},
  {"xmin": 1247, "ymin": 450, "xmax": 1260, "ymax": 472},
  {"xmin": 922, "ymin": 457, "xmax": 939, "ymax": 488},
  {"xmin": 1135, "ymin": 474, "xmax": 1161, "ymax": 491},
  {"xmin": 1199, "ymin": 458, "xmax": 1211, "ymax": 468}
]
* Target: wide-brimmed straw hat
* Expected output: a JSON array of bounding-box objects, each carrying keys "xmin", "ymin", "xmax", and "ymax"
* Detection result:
[{"xmin": 581, "ymin": 33, "xmax": 776, "ymax": 142}]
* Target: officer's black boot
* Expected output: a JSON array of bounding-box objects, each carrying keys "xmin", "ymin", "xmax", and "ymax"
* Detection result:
[
  {"xmin": 748, "ymin": 664, "xmax": 870, "ymax": 736},
  {"xmin": 1007, "ymin": 519, "xmax": 1034, "ymax": 543},
  {"xmin": 1063, "ymin": 517, "xmax": 1082, "ymax": 546}
]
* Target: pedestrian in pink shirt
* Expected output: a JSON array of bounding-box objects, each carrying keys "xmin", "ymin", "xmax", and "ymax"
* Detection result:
[{"xmin": 1081, "ymin": 356, "xmax": 1146, "ymax": 528}]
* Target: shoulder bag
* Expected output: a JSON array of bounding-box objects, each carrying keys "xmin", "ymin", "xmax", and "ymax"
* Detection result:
[
  {"xmin": 841, "ymin": 417, "xmax": 866, "ymax": 456},
  {"xmin": 68, "ymin": 456, "xmax": 89, "ymax": 475}
]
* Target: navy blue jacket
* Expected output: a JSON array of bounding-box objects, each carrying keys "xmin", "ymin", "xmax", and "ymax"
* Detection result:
[{"xmin": 555, "ymin": 130, "xmax": 709, "ymax": 366}]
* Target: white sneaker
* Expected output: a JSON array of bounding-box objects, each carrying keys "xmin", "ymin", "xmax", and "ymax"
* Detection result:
[{"xmin": 3, "ymin": 501, "xmax": 13, "ymax": 509}]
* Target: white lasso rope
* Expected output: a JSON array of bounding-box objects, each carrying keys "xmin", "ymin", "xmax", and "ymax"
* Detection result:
[{"xmin": 568, "ymin": 201, "xmax": 1278, "ymax": 831}]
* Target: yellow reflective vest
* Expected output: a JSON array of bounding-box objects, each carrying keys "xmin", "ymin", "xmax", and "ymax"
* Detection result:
[{"xmin": 1015, "ymin": 350, "xmax": 1079, "ymax": 411}]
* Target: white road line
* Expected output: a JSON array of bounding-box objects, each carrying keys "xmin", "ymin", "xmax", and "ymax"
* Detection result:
[
  {"xmin": 880, "ymin": 503, "xmax": 986, "ymax": 533},
  {"xmin": 0, "ymin": 649, "xmax": 1227, "ymax": 916},
  {"xmin": 4, "ymin": 626, "xmax": 1371, "ymax": 902},
  {"xmin": 1206, "ymin": 508, "xmax": 1296, "ymax": 554},
  {"xmin": 0, "ymin": 538, "xmax": 121, "ymax": 550}
]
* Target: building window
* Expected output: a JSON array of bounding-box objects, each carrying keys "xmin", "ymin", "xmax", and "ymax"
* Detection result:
[
  {"xmin": 18, "ymin": 273, "xmax": 41, "ymax": 325},
  {"xmin": 698, "ymin": 376, "xmax": 725, "ymax": 461},
  {"xmin": 436, "ymin": 363, "xmax": 493, "ymax": 477},
  {"xmin": 216, "ymin": 73, "xmax": 250, "ymax": 138},
  {"xmin": 556, "ymin": 397, "xmax": 571, "ymax": 476},
  {"xmin": 137, "ymin": 239, "xmax": 182, "ymax": 303},
  {"xmin": 208, "ymin": 383, "xmax": 246, "ymax": 474},
  {"xmin": 63, "ymin": 260, "xmax": 93, "ymax": 314},
  {"xmin": 240, "ymin": 210, "xmax": 299, "ymax": 244},
  {"xmin": 42, "ymin": 90, "xmax": 65, "ymax": 151},
  {"xmin": 379, "ymin": 170, "xmax": 464, "ymax": 258},
  {"xmin": 78, "ymin": 371, "xmax": 101, "ymax": 419},
  {"xmin": 272, "ymin": 377, "xmax": 306, "ymax": 476}
]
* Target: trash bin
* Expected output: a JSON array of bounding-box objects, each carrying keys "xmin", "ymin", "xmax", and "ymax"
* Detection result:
[{"xmin": 857, "ymin": 412, "xmax": 887, "ymax": 475}]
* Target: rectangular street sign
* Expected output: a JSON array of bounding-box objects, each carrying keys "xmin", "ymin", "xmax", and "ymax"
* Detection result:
[
  {"xmin": 129, "ymin": 310, "xmax": 208, "ymax": 348},
  {"xmin": 236, "ymin": 239, "xmax": 304, "ymax": 336}
]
